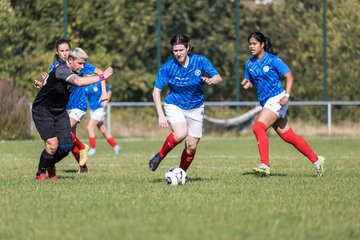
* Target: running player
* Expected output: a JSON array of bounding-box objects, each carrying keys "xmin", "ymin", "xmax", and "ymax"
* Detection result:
[
  {"xmin": 241, "ymin": 31, "xmax": 325, "ymax": 176},
  {"xmin": 32, "ymin": 47, "xmax": 113, "ymax": 180},
  {"xmin": 148, "ymin": 34, "xmax": 222, "ymax": 173},
  {"xmin": 34, "ymin": 39, "xmax": 107, "ymax": 173},
  {"xmin": 85, "ymin": 82, "xmax": 120, "ymax": 156}
]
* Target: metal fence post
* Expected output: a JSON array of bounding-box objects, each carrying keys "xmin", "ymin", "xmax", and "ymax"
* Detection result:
[
  {"xmin": 63, "ymin": 0, "xmax": 68, "ymax": 39},
  {"xmin": 235, "ymin": 0, "xmax": 240, "ymax": 105},
  {"xmin": 327, "ymin": 102, "xmax": 331, "ymax": 135},
  {"xmin": 156, "ymin": 0, "xmax": 161, "ymax": 71},
  {"xmin": 107, "ymin": 104, "xmax": 111, "ymax": 135},
  {"xmin": 29, "ymin": 103, "xmax": 33, "ymax": 137}
]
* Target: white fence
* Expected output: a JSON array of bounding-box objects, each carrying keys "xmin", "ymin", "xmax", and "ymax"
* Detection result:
[{"xmin": 107, "ymin": 101, "xmax": 360, "ymax": 135}]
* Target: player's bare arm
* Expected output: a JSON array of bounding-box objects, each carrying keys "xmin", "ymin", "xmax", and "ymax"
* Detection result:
[
  {"xmin": 93, "ymin": 67, "xmax": 108, "ymax": 102},
  {"xmin": 70, "ymin": 67, "xmax": 113, "ymax": 86},
  {"xmin": 152, "ymin": 87, "xmax": 168, "ymax": 128},
  {"xmin": 279, "ymin": 72, "xmax": 293, "ymax": 106},
  {"xmin": 202, "ymin": 74, "xmax": 222, "ymax": 85}
]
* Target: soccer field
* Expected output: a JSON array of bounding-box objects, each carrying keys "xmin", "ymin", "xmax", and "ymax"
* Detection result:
[{"xmin": 0, "ymin": 137, "xmax": 359, "ymax": 240}]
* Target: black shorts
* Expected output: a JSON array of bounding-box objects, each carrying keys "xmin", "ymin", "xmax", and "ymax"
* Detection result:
[{"xmin": 32, "ymin": 108, "xmax": 72, "ymax": 145}]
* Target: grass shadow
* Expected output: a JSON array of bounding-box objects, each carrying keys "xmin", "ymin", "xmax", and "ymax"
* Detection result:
[
  {"xmin": 242, "ymin": 171, "xmax": 287, "ymax": 177},
  {"xmin": 63, "ymin": 169, "xmax": 79, "ymax": 173},
  {"xmin": 187, "ymin": 177, "xmax": 204, "ymax": 182},
  {"xmin": 56, "ymin": 176, "xmax": 76, "ymax": 180},
  {"xmin": 149, "ymin": 178, "xmax": 163, "ymax": 183}
]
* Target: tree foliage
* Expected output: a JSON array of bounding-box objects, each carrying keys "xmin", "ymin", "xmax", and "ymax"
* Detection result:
[{"xmin": 0, "ymin": 0, "xmax": 359, "ymax": 114}]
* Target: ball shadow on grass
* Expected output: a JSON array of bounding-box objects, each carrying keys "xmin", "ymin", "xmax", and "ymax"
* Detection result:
[{"xmin": 149, "ymin": 177, "xmax": 205, "ymax": 184}]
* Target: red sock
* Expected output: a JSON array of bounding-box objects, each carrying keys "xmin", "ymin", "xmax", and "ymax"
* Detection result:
[
  {"xmin": 253, "ymin": 121, "xmax": 269, "ymax": 166},
  {"xmin": 179, "ymin": 149, "xmax": 195, "ymax": 172},
  {"xmin": 159, "ymin": 132, "xmax": 180, "ymax": 158},
  {"xmin": 89, "ymin": 137, "xmax": 96, "ymax": 149},
  {"xmin": 72, "ymin": 145, "xmax": 80, "ymax": 163},
  {"xmin": 71, "ymin": 132, "xmax": 85, "ymax": 150},
  {"xmin": 280, "ymin": 128, "xmax": 317, "ymax": 163},
  {"xmin": 106, "ymin": 137, "xmax": 117, "ymax": 148}
]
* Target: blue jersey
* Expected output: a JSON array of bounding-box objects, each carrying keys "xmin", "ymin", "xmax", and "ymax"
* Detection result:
[
  {"xmin": 244, "ymin": 52, "xmax": 290, "ymax": 106},
  {"xmin": 49, "ymin": 61, "xmax": 96, "ymax": 111},
  {"xmin": 155, "ymin": 53, "xmax": 219, "ymax": 110},
  {"xmin": 84, "ymin": 82, "xmax": 110, "ymax": 111}
]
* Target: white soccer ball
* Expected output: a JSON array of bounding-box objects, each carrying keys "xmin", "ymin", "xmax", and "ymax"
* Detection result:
[{"xmin": 164, "ymin": 167, "xmax": 187, "ymax": 186}]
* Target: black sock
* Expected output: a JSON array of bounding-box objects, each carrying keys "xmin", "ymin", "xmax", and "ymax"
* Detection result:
[
  {"xmin": 37, "ymin": 150, "xmax": 54, "ymax": 175},
  {"xmin": 53, "ymin": 150, "xmax": 69, "ymax": 164}
]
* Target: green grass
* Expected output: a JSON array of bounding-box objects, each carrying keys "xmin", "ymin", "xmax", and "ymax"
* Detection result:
[{"xmin": 1, "ymin": 136, "xmax": 360, "ymax": 240}]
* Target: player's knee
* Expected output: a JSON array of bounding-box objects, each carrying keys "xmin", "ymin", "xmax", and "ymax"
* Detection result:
[
  {"xmin": 186, "ymin": 146, "xmax": 197, "ymax": 155},
  {"xmin": 174, "ymin": 132, "xmax": 187, "ymax": 142},
  {"xmin": 46, "ymin": 139, "xmax": 59, "ymax": 154},
  {"xmin": 100, "ymin": 129, "xmax": 108, "ymax": 135},
  {"xmin": 253, "ymin": 121, "xmax": 267, "ymax": 135},
  {"xmin": 45, "ymin": 143, "xmax": 58, "ymax": 155},
  {"xmin": 46, "ymin": 145, "xmax": 58, "ymax": 155},
  {"xmin": 185, "ymin": 140, "xmax": 197, "ymax": 154}
]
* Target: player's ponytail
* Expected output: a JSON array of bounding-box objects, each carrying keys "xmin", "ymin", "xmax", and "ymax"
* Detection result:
[
  {"xmin": 264, "ymin": 36, "xmax": 277, "ymax": 55},
  {"xmin": 248, "ymin": 32, "xmax": 277, "ymax": 55}
]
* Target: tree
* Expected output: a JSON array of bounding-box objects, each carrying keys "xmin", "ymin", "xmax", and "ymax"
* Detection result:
[{"xmin": 0, "ymin": 0, "xmax": 359, "ymax": 113}]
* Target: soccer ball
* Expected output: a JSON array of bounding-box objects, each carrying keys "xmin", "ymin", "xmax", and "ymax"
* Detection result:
[{"xmin": 164, "ymin": 167, "xmax": 187, "ymax": 186}]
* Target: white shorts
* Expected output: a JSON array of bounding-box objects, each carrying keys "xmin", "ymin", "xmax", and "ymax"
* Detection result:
[
  {"xmin": 164, "ymin": 103, "xmax": 204, "ymax": 138},
  {"xmin": 263, "ymin": 91, "xmax": 289, "ymax": 118},
  {"xmin": 67, "ymin": 108, "xmax": 87, "ymax": 122},
  {"xmin": 90, "ymin": 108, "xmax": 106, "ymax": 122}
]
